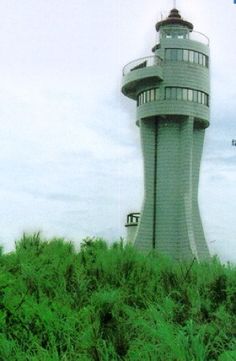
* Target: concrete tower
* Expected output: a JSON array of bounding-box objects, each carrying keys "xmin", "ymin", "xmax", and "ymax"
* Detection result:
[{"xmin": 122, "ymin": 9, "xmax": 210, "ymax": 261}]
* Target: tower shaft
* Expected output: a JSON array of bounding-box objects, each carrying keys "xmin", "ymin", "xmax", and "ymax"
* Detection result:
[{"xmin": 135, "ymin": 116, "xmax": 208, "ymax": 260}]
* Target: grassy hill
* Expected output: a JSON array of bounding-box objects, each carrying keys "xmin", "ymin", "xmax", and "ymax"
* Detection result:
[{"xmin": 0, "ymin": 234, "xmax": 235, "ymax": 360}]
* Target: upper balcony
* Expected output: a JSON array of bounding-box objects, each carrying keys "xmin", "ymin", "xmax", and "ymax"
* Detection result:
[
  {"xmin": 123, "ymin": 55, "xmax": 163, "ymax": 76},
  {"xmin": 160, "ymin": 29, "xmax": 209, "ymax": 46},
  {"xmin": 122, "ymin": 55, "xmax": 163, "ymax": 99}
]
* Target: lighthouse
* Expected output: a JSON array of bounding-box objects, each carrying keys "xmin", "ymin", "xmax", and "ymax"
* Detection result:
[{"xmin": 122, "ymin": 8, "xmax": 210, "ymax": 261}]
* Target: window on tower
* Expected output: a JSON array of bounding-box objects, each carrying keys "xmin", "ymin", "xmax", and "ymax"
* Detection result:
[
  {"xmin": 177, "ymin": 49, "xmax": 183, "ymax": 61},
  {"xmin": 165, "ymin": 48, "xmax": 209, "ymax": 68},
  {"xmin": 165, "ymin": 87, "xmax": 209, "ymax": 106},
  {"xmin": 161, "ymin": 29, "xmax": 189, "ymax": 40},
  {"xmin": 183, "ymin": 49, "xmax": 188, "ymax": 62},
  {"xmin": 137, "ymin": 88, "xmax": 160, "ymax": 106},
  {"xmin": 165, "ymin": 49, "xmax": 172, "ymax": 61},
  {"xmin": 183, "ymin": 89, "xmax": 188, "ymax": 101},
  {"xmin": 177, "ymin": 88, "xmax": 182, "ymax": 100},
  {"xmin": 188, "ymin": 89, "xmax": 193, "ymax": 102},
  {"xmin": 189, "ymin": 51, "xmax": 194, "ymax": 63}
]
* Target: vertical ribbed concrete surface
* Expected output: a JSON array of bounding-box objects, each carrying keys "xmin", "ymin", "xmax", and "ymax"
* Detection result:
[{"xmin": 135, "ymin": 116, "xmax": 209, "ymax": 260}]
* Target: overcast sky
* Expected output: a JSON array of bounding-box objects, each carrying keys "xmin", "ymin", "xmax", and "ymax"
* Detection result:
[{"xmin": 0, "ymin": 0, "xmax": 235, "ymax": 262}]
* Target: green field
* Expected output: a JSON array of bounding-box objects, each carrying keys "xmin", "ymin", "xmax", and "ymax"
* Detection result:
[{"xmin": 0, "ymin": 234, "xmax": 235, "ymax": 360}]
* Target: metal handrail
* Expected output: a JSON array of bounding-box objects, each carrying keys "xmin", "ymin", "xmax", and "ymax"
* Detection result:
[
  {"xmin": 126, "ymin": 212, "xmax": 140, "ymax": 225},
  {"xmin": 160, "ymin": 29, "xmax": 209, "ymax": 45},
  {"xmin": 123, "ymin": 55, "xmax": 163, "ymax": 76},
  {"xmin": 190, "ymin": 31, "xmax": 209, "ymax": 45}
]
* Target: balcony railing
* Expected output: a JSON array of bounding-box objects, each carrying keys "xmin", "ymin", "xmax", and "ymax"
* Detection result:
[
  {"xmin": 123, "ymin": 55, "xmax": 163, "ymax": 76},
  {"xmin": 189, "ymin": 31, "xmax": 209, "ymax": 45},
  {"xmin": 160, "ymin": 29, "xmax": 209, "ymax": 45},
  {"xmin": 126, "ymin": 212, "xmax": 140, "ymax": 225}
]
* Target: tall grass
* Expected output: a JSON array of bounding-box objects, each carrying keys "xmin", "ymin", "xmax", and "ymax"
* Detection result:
[{"xmin": 0, "ymin": 234, "xmax": 235, "ymax": 360}]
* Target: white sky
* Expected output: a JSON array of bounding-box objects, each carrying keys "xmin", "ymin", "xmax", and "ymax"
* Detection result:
[{"xmin": 0, "ymin": 0, "xmax": 235, "ymax": 262}]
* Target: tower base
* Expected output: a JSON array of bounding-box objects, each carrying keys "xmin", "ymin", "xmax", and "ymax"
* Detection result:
[{"xmin": 134, "ymin": 116, "xmax": 210, "ymax": 261}]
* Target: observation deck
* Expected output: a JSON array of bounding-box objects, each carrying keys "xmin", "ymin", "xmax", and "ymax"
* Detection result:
[
  {"xmin": 121, "ymin": 55, "xmax": 163, "ymax": 100},
  {"xmin": 158, "ymin": 29, "xmax": 209, "ymax": 45}
]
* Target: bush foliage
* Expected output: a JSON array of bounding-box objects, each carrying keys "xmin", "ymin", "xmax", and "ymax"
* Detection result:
[{"xmin": 0, "ymin": 234, "xmax": 235, "ymax": 360}]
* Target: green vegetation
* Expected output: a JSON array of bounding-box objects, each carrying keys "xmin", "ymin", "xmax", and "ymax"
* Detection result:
[{"xmin": 0, "ymin": 234, "xmax": 235, "ymax": 360}]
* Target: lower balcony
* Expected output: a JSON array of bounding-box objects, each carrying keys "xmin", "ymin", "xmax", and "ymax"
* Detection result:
[{"xmin": 122, "ymin": 56, "xmax": 163, "ymax": 100}]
